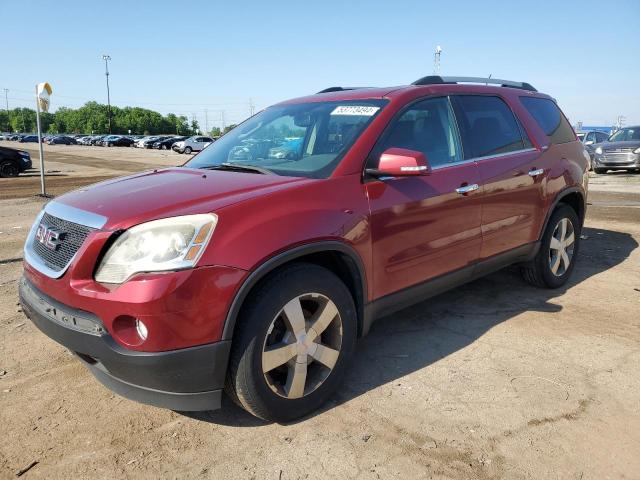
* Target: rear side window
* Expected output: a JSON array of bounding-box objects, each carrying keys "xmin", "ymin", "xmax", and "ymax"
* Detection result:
[
  {"xmin": 520, "ymin": 97, "xmax": 575, "ymax": 144},
  {"xmin": 451, "ymin": 95, "xmax": 527, "ymax": 159}
]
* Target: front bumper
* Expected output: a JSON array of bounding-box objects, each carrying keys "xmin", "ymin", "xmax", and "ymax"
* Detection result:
[{"xmin": 19, "ymin": 276, "xmax": 230, "ymax": 411}]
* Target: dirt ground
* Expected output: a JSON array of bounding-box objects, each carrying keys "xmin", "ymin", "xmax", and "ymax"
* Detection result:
[{"xmin": 0, "ymin": 142, "xmax": 639, "ymax": 479}]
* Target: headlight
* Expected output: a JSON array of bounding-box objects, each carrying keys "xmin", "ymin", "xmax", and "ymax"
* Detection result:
[
  {"xmin": 595, "ymin": 147, "xmax": 603, "ymax": 155},
  {"xmin": 634, "ymin": 147, "xmax": 640, "ymax": 154},
  {"xmin": 95, "ymin": 214, "xmax": 217, "ymax": 284}
]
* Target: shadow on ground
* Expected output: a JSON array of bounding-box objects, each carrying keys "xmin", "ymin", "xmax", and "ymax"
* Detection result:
[{"xmin": 182, "ymin": 226, "xmax": 637, "ymax": 426}]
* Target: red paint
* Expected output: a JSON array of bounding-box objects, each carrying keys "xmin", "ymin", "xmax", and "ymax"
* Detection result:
[{"xmin": 24, "ymin": 83, "xmax": 588, "ymax": 352}]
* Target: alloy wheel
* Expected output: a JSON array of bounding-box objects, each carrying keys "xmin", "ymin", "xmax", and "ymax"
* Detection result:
[
  {"xmin": 549, "ymin": 217, "xmax": 575, "ymax": 276},
  {"xmin": 261, "ymin": 293, "xmax": 342, "ymax": 399}
]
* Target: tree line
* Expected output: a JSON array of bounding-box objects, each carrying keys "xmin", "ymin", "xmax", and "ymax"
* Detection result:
[{"xmin": 0, "ymin": 102, "xmax": 208, "ymax": 136}]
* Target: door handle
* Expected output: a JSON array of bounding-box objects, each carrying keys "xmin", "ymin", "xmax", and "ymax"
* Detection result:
[
  {"xmin": 528, "ymin": 168, "xmax": 544, "ymax": 177},
  {"xmin": 455, "ymin": 183, "xmax": 479, "ymax": 194}
]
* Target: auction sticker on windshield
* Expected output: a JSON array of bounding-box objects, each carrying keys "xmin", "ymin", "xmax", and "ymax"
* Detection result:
[{"xmin": 331, "ymin": 106, "xmax": 380, "ymax": 116}]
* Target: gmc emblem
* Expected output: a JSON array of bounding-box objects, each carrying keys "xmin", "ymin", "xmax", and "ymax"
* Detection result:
[{"xmin": 35, "ymin": 224, "xmax": 64, "ymax": 251}]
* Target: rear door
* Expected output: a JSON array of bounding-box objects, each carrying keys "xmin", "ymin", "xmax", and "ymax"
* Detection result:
[
  {"xmin": 366, "ymin": 96, "xmax": 483, "ymax": 299},
  {"xmin": 451, "ymin": 95, "xmax": 543, "ymax": 259}
]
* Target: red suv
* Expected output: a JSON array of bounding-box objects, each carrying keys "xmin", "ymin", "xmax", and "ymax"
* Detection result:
[{"xmin": 20, "ymin": 76, "xmax": 589, "ymax": 422}]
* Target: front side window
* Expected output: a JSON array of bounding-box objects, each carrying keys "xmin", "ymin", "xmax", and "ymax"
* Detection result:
[
  {"xmin": 452, "ymin": 95, "xmax": 526, "ymax": 159},
  {"xmin": 373, "ymin": 97, "xmax": 462, "ymax": 168},
  {"xmin": 520, "ymin": 96, "xmax": 575, "ymax": 144},
  {"xmin": 186, "ymin": 100, "xmax": 386, "ymax": 178}
]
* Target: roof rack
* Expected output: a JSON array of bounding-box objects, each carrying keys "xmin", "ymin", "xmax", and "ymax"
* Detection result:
[
  {"xmin": 316, "ymin": 87, "xmax": 366, "ymax": 94},
  {"xmin": 411, "ymin": 75, "xmax": 537, "ymax": 92}
]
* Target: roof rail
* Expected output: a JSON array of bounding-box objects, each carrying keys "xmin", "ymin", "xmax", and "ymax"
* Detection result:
[
  {"xmin": 316, "ymin": 87, "xmax": 366, "ymax": 94},
  {"xmin": 411, "ymin": 75, "xmax": 537, "ymax": 92}
]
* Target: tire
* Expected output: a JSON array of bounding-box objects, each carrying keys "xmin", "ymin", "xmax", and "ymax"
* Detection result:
[
  {"xmin": 184, "ymin": 146, "xmax": 192, "ymax": 154},
  {"xmin": 521, "ymin": 204, "xmax": 581, "ymax": 289},
  {"xmin": 593, "ymin": 168, "xmax": 607, "ymax": 174},
  {"xmin": 226, "ymin": 263, "xmax": 357, "ymax": 422},
  {"xmin": 161, "ymin": 145, "xmax": 167, "ymax": 150},
  {"xmin": 0, "ymin": 160, "xmax": 19, "ymax": 178}
]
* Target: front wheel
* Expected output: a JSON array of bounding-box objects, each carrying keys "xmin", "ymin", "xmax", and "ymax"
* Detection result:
[
  {"xmin": 184, "ymin": 146, "xmax": 192, "ymax": 154},
  {"xmin": 521, "ymin": 204, "xmax": 580, "ymax": 288},
  {"xmin": 226, "ymin": 263, "xmax": 357, "ymax": 422}
]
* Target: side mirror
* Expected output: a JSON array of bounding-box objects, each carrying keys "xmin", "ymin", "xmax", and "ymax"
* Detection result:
[
  {"xmin": 367, "ymin": 148, "xmax": 431, "ymax": 177},
  {"xmin": 584, "ymin": 140, "xmax": 594, "ymax": 146}
]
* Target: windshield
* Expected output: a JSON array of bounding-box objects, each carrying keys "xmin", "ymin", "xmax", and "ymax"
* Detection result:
[
  {"xmin": 184, "ymin": 99, "xmax": 387, "ymax": 178},
  {"xmin": 609, "ymin": 127, "xmax": 640, "ymax": 142}
]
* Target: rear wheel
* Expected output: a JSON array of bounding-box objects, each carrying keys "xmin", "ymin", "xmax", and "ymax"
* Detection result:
[
  {"xmin": 226, "ymin": 263, "xmax": 357, "ymax": 422},
  {"xmin": 184, "ymin": 146, "xmax": 192, "ymax": 154},
  {"xmin": 0, "ymin": 161, "xmax": 19, "ymax": 178},
  {"xmin": 593, "ymin": 168, "xmax": 607, "ymax": 174},
  {"xmin": 521, "ymin": 204, "xmax": 580, "ymax": 288}
]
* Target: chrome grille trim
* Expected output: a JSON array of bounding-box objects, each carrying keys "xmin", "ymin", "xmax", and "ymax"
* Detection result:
[{"xmin": 24, "ymin": 202, "xmax": 108, "ymax": 279}]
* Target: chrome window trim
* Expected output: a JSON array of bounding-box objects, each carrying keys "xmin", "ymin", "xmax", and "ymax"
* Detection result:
[
  {"xmin": 23, "ymin": 202, "xmax": 108, "ymax": 279},
  {"xmin": 430, "ymin": 147, "xmax": 538, "ymax": 171}
]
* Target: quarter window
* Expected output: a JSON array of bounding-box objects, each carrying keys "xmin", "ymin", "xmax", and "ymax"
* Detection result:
[
  {"xmin": 451, "ymin": 95, "xmax": 526, "ymax": 159},
  {"xmin": 374, "ymin": 97, "xmax": 462, "ymax": 168},
  {"xmin": 520, "ymin": 97, "xmax": 575, "ymax": 144}
]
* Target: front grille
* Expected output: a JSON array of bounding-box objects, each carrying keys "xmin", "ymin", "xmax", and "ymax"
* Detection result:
[
  {"xmin": 602, "ymin": 151, "xmax": 634, "ymax": 163},
  {"xmin": 32, "ymin": 213, "xmax": 94, "ymax": 271}
]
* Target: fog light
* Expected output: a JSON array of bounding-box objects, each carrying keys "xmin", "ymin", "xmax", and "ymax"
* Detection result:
[{"xmin": 135, "ymin": 319, "xmax": 148, "ymax": 341}]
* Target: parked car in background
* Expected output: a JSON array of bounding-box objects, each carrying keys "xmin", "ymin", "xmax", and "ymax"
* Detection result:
[
  {"xmin": 172, "ymin": 135, "xmax": 214, "ymax": 154},
  {"xmin": 153, "ymin": 136, "xmax": 187, "ymax": 150},
  {"xmin": 46, "ymin": 135, "xmax": 77, "ymax": 145},
  {"xmin": 103, "ymin": 135, "xmax": 135, "ymax": 147},
  {"xmin": 578, "ymin": 130, "xmax": 609, "ymax": 167},
  {"xmin": 19, "ymin": 76, "xmax": 588, "ymax": 422},
  {"xmin": 0, "ymin": 145, "xmax": 32, "ymax": 177},
  {"xmin": 19, "ymin": 135, "xmax": 38, "ymax": 143},
  {"xmin": 140, "ymin": 136, "xmax": 170, "ymax": 149},
  {"xmin": 89, "ymin": 135, "xmax": 107, "ymax": 146},
  {"xmin": 592, "ymin": 126, "xmax": 640, "ymax": 174}
]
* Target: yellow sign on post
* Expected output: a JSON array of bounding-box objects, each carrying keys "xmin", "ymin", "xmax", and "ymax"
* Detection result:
[
  {"xmin": 35, "ymin": 82, "xmax": 53, "ymax": 196},
  {"xmin": 36, "ymin": 83, "xmax": 53, "ymax": 112}
]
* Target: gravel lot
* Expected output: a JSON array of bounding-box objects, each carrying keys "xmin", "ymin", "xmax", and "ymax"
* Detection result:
[{"xmin": 1, "ymin": 142, "xmax": 639, "ymax": 479}]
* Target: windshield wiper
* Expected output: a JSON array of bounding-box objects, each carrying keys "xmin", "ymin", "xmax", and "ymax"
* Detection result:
[{"xmin": 202, "ymin": 163, "xmax": 274, "ymax": 175}]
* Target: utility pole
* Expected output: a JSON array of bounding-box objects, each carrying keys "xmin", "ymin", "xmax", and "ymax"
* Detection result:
[
  {"xmin": 102, "ymin": 54, "xmax": 112, "ymax": 133},
  {"xmin": 249, "ymin": 98, "xmax": 255, "ymax": 117},
  {"xmin": 433, "ymin": 45, "xmax": 442, "ymax": 74},
  {"xmin": 204, "ymin": 109, "xmax": 209, "ymax": 134},
  {"xmin": 3, "ymin": 89, "xmax": 9, "ymax": 132},
  {"xmin": 221, "ymin": 110, "xmax": 226, "ymax": 132}
]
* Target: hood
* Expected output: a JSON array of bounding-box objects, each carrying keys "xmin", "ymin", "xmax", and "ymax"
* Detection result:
[
  {"xmin": 54, "ymin": 167, "xmax": 311, "ymax": 230},
  {"xmin": 599, "ymin": 140, "xmax": 640, "ymax": 150}
]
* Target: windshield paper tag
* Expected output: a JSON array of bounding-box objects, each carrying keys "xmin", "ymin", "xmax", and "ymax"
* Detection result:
[{"xmin": 331, "ymin": 106, "xmax": 380, "ymax": 116}]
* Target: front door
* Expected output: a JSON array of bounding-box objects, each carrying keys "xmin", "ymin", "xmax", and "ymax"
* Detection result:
[{"xmin": 366, "ymin": 96, "xmax": 483, "ymax": 299}]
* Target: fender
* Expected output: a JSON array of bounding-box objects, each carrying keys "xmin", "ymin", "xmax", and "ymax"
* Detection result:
[
  {"xmin": 539, "ymin": 186, "xmax": 586, "ymax": 240},
  {"xmin": 221, "ymin": 241, "xmax": 368, "ymax": 341}
]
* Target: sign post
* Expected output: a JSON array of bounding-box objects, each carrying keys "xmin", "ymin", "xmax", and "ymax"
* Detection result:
[{"xmin": 35, "ymin": 82, "xmax": 52, "ymax": 197}]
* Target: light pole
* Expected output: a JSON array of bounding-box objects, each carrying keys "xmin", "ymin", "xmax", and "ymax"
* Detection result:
[
  {"xmin": 433, "ymin": 45, "xmax": 442, "ymax": 74},
  {"xmin": 3, "ymin": 89, "xmax": 8, "ymax": 132},
  {"xmin": 102, "ymin": 54, "xmax": 112, "ymax": 133}
]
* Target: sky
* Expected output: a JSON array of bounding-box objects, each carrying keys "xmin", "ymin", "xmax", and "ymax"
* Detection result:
[{"xmin": 2, "ymin": 0, "xmax": 639, "ymax": 129}]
